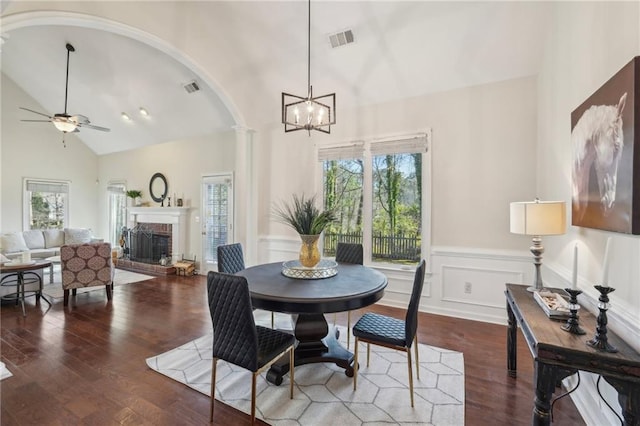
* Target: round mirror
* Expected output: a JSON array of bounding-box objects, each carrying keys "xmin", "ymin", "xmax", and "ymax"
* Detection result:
[{"xmin": 149, "ymin": 173, "xmax": 168, "ymax": 203}]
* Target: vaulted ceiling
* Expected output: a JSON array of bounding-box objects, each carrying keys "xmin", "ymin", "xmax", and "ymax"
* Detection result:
[{"xmin": 0, "ymin": 1, "xmax": 552, "ymax": 155}]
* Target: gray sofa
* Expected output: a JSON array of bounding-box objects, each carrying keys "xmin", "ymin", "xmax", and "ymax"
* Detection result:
[{"xmin": 0, "ymin": 228, "xmax": 100, "ymax": 260}]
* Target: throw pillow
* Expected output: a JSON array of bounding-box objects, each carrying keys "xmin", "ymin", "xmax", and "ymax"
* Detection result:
[
  {"xmin": 64, "ymin": 228, "xmax": 93, "ymax": 245},
  {"xmin": 23, "ymin": 230, "xmax": 46, "ymax": 249},
  {"xmin": 43, "ymin": 229, "xmax": 65, "ymax": 248},
  {"xmin": 0, "ymin": 232, "xmax": 29, "ymax": 254}
]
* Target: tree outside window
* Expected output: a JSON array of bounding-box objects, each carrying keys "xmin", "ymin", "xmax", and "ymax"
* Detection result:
[{"xmin": 24, "ymin": 180, "xmax": 69, "ymax": 230}]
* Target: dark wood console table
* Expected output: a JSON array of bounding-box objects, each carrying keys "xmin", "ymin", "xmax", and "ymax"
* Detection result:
[{"xmin": 505, "ymin": 283, "xmax": 640, "ymax": 426}]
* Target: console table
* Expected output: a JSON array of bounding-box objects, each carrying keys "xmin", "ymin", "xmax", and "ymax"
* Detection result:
[{"xmin": 505, "ymin": 283, "xmax": 640, "ymax": 425}]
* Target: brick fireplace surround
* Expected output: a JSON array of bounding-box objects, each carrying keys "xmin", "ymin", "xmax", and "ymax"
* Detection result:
[{"xmin": 117, "ymin": 207, "xmax": 190, "ymax": 275}]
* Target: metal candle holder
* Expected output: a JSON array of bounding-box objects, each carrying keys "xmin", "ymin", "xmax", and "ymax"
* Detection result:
[
  {"xmin": 586, "ymin": 285, "xmax": 618, "ymax": 353},
  {"xmin": 561, "ymin": 288, "xmax": 585, "ymax": 335}
]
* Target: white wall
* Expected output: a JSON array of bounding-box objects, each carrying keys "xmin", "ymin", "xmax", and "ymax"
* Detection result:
[
  {"xmin": 1, "ymin": 73, "xmax": 100, "ymax": 232},
  {"xmin": 97, "ymin": 130, "xmax": 236, "ymax": 261},
  {"xmin": 537, "ymin": 2, "xmax": 640, "ymax": 424}
]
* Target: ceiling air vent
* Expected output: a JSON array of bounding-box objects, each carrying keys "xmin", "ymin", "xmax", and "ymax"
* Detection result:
[
  {"xmin": 329, "ymin": 29, "xmax": 354, "ymax": 48},
  {"xmin": 183, "ymin": 81, "xmax": 200, "ymax": 94}
]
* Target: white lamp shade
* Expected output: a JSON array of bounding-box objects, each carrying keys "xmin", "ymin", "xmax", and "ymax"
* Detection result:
[{"xmin": 510, "ymin": 200, "xmax": 566, "ymax": 236}]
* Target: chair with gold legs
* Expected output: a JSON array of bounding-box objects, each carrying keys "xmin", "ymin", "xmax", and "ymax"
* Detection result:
[
  {"xmin": 333, "ymin": 242, "xmax": 363, "ymax": 349},
  {"xmin": 217, "ymin": 243, "xmax": 275, "ymax": 328},
  {"xmin": 352, "ymin": 259, "xmax": 426, "ymax": 407},
  {"xmin": 207, "ymin": 271, "xmax": 296, "ymax": 424}
]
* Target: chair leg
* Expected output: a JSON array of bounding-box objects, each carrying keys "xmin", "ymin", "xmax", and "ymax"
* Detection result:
[
  {"xmin": 347, "ymin": 311, "xmax": 351, "ymax": 349},
  {"xmin": 289, "ymin": 347, "xmax": 294, "ymax": 399},
  {"xmin": 366, "ymin": 343, "xmax": 371, "ymax": 367},
  {"xmin": 271, "ymin": 311, "xmax": 275, "ymax": 329},
  {"xmin": 407, "ymin": 349, "xmax": 414, "ymax": 408},
  {"xmin": 63, "ymin": 289, "xmax": 69, "ymax": 306},
  {"xmin": 414, "ymin": 336, "xmax": 420, "ymax": 380},
  {"xmin": 353, "ymin": 337, "xmax": 359, "ymax": 391},
  {"xmin": 106, "ymin": 284, "xmax": 112, "ymax": 301},
  {"xmin": 210, "ymin": 358, "xmax": 217, "ymax": 422},
  {"xmin": 72, "ymin": 288, "xmax": 77, "ymax": 296},
  {"xmin": 251, "ymin": 373, "xmax": 257, "ymax": 425}
]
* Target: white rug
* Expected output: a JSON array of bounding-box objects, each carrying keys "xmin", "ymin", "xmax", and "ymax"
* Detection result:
[
  {"xmin": 146, "ymin": 311, "xmax": 465, "ymax": 425},
  {"xmin": 42, "ymin": 268, "xmax": 155, "ymax": 299},
  {"xmin": 0, "ymin": 362, "xmax": 12, "ymax": 381}
]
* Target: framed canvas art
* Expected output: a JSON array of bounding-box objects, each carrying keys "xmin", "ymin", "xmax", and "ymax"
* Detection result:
[{"xmin": 571, "ymin": 56, "xmax": 640, "ymax": 234}]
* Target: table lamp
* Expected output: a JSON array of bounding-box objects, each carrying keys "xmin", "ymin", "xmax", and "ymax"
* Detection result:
[{"xmin": 510, "ymin": 199, "xmax": 566, "ymax": 292}]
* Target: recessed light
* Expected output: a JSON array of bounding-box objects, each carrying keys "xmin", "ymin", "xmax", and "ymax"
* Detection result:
[
  {"xmin": 121, "ymin": 112, "xmax": 132, "ymax": 121},
  {"xmin": 139, "ymin": 107, "xmax": 149, "ymax": 117}
]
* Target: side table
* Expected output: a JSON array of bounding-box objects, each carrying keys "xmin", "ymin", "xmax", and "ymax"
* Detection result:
[{"xmin": 0, "ymin": 260, "xmax": 52, "ymax": 316}]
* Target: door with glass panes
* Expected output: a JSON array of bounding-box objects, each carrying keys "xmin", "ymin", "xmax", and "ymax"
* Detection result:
[{"xmin": 201, "ymin": 174, "xmax": 233, "ymax": 274}]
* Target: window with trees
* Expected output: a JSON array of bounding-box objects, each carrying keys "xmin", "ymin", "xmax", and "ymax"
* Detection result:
[
  {"xmin": 23, "ymin": 179, "xmax": 69, "ymax": 230},
  {"xmin": 320, "ymin": 133, "xmax": 429, "ymax": 266}
]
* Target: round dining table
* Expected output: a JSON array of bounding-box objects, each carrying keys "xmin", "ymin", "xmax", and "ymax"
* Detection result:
[{"xmin": 237, "ymin": 261, "xmax": 387, "ymax": 385}]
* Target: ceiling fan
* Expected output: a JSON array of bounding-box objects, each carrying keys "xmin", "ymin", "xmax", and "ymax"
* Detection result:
[{"xmin": 20, "ymin": 43, "xmax": 110, "ymax": 147}]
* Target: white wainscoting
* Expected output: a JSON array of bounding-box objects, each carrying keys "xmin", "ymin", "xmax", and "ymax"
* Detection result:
[{"xmin": 256, "ymin": 237, "xmax": 637, "ymax": 425}]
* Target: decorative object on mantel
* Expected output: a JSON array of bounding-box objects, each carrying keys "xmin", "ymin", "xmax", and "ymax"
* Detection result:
[
  {"xmin": 149, "ymin": 172, "xmax": 168, "ymax": 206},
  {"xmin": 510, "ymin": 199, "xmax": 567, "ymax": 292},
  {"xmin": 281, "ymin": 0, "xmax": 336, "ymax": 135},
  {"xmin": 272, "ymin": 194, "xmax": 335, "ymax": 268},
  {"xmin": 126, "ymin": 189, "xmax": 143, "ymax": 207}
]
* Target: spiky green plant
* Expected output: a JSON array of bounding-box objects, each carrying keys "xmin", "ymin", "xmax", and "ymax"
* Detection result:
[
  {"xmin": 273, "ymin": 194, "xmax": 335, "ymax": 235},
  {"xmin": 126, "ymin": 190, "xmax": 142, "ymax": 199}
]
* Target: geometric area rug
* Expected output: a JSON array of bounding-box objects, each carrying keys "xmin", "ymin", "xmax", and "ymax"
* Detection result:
[
  {"xmin": 146, "ymin": 311, "xmax": 465, "ymax": 425},
  {"xmin": 42, "ymin": 268, "xmax": 155, "ymax": 299}
]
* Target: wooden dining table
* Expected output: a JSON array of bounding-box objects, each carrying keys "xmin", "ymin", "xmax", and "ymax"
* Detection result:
[{"xmin": 237, "ymin": 261, "xmax": 387, "ymax": 385}]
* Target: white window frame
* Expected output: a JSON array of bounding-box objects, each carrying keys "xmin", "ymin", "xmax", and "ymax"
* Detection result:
[
  {"xmin": 317, "ymin": 130, "xmax": 432, "ymax": 270},
  {"xmin": 23, "ymin": 178, "xmax": 71, "ymax": 231},
  {"xmin": 107, "ymin": 180, "xmax": 127, "ymax": 246}
]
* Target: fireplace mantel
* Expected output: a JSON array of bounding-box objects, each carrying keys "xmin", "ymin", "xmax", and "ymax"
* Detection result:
[{"xmin": 128, "ymin": 207, "xmax": 190, "ymax": 262}]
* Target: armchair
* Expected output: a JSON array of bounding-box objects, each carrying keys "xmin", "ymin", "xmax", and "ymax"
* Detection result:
[{"xmin": 60, "ymin": 242, "xmax": 114, "ymax": 306}]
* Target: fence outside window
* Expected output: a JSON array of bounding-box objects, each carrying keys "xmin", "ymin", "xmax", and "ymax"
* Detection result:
[{"xmin": 324, "ymin": 231, "xmax": 420, "ymax": 263}]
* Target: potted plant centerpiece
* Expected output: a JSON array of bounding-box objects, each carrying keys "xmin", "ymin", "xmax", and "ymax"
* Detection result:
[
  {"xmin": 126, "ymin": 189, "xmax": 143, "ymax": 207},
  {"xmin": 273, "ymin": 194, "xmax": 335, "ymax": 268}
]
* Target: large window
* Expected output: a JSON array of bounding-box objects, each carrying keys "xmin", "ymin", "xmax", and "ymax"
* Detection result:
[
  {"xmin": 107, "ymin": 182, "xmax": 127, "ymax": 246},
  {"xmin": 23, "ymin": 179, "xmax": 69, "ymax": 230},
  {"xmin": 320, "ymin": 133, "xmax": 429, "ymax": 266}
]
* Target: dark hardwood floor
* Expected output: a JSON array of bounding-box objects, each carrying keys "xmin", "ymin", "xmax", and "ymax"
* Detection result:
[{"xmin": 1, "ymin": 272, "xmax": 585, "ymax": 425}]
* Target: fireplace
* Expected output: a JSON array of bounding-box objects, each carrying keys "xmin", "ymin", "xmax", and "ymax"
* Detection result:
[{"xmin": 128, "ymin": 223, "xmax": 172, "ymax": 264}]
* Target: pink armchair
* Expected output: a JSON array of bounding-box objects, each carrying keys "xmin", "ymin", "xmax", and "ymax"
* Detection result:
[{"xmin": 60, "ymin": 242, "xmax": 114, "ymax": 306}]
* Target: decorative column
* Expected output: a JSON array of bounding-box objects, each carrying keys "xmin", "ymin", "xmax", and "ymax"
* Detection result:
[{"xmin": 233, "ymin": 125, "xmax": 257, "ymax": 265}]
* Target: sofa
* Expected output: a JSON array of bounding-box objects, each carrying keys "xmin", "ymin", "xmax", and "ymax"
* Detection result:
[{"xmin": 0, "ymin": 228, "xmax": 100, "ymax": 260}]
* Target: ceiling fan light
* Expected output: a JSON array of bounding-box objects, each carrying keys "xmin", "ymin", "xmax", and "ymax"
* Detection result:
[{"xmin": 53, "ymin": 120, "xmax": 77, "ymax": 133}]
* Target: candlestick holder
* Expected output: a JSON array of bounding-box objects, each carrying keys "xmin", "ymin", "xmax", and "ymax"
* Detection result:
[
  {"xmin": 586, "ymin": 285, "xmax": 618, "ymax": 353},
  {"xmin": 561, "ymin": 288, "xmax": 585, "ymax": 335}
]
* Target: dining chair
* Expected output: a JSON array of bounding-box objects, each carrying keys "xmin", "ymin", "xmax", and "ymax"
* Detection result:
[
  {"xmin": 207, "ymin": 271, "xmax": 296, "ymax": 425},
  {"xmin": 352, "ymin": 259, "xmax": 426, "ymax": 407},
  {"xmin": 334, "ymin": 242, "xmax": 363, "ymax": 348},
  {"xmin": 217, "ymin": 243, "xmax": 275, "ymax": 328}
]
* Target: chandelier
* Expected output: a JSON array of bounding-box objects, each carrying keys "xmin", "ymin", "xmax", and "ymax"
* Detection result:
[{"xmin": 282, "ymin": 0, "xmax": 336, "ymax": 135}]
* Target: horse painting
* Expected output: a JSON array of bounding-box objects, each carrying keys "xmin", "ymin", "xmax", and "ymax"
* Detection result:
[{"xmin": 572, "ymin": 92, "xmax": 627, "ymax": 223}]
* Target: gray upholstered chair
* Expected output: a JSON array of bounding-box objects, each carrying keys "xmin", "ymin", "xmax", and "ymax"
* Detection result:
[
  {"xmin": 60, "ymin": 242, "xmax": 114, "ymax": 306},
  {"xmin": 334, "ymin": 242, "xmax": 363, "ymax": 348},
  {"xmin": 207, "ymin": 271, "xmax": 296, "ymax": 425},
  {"xmin": 217, "ymin": 243, "xmax": 275, "ymax": 328},
  {"xmin": 352, "ymin": 259, "xmax": 426, "ymax": 407}
]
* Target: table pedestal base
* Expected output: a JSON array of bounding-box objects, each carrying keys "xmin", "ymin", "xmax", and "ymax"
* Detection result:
[{"xmin": 266, "ymin": 313, "xmax": 354, "ymax": 385}]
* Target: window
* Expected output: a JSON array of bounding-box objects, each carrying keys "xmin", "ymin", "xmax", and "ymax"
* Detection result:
[
  {"xmin": 23, "ymin": 179, "xmax": 69, "ymax": 230},
  {"xmin": 320, "ymin": 133, "xmax": 430, "ymax": 266},
  {"xmin": 107, "ymin": 182, "xmax": 127, "ymax": 246}
]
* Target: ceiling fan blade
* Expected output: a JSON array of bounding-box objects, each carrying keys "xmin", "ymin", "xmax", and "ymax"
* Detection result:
[
  {"xmin": 71, "ymin": 114, "xmax": 89, "ymax": 124},
  {"xmin": 21, "ymin": 119, "xmax": 52, "ymax": 123},
  {"xmin": 79, "ymin": 123, "xmax": 110, "ymax": 132},
  {"xmin": 19, "ymin": 107, "xmax": 52, "ymax": 119}
]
